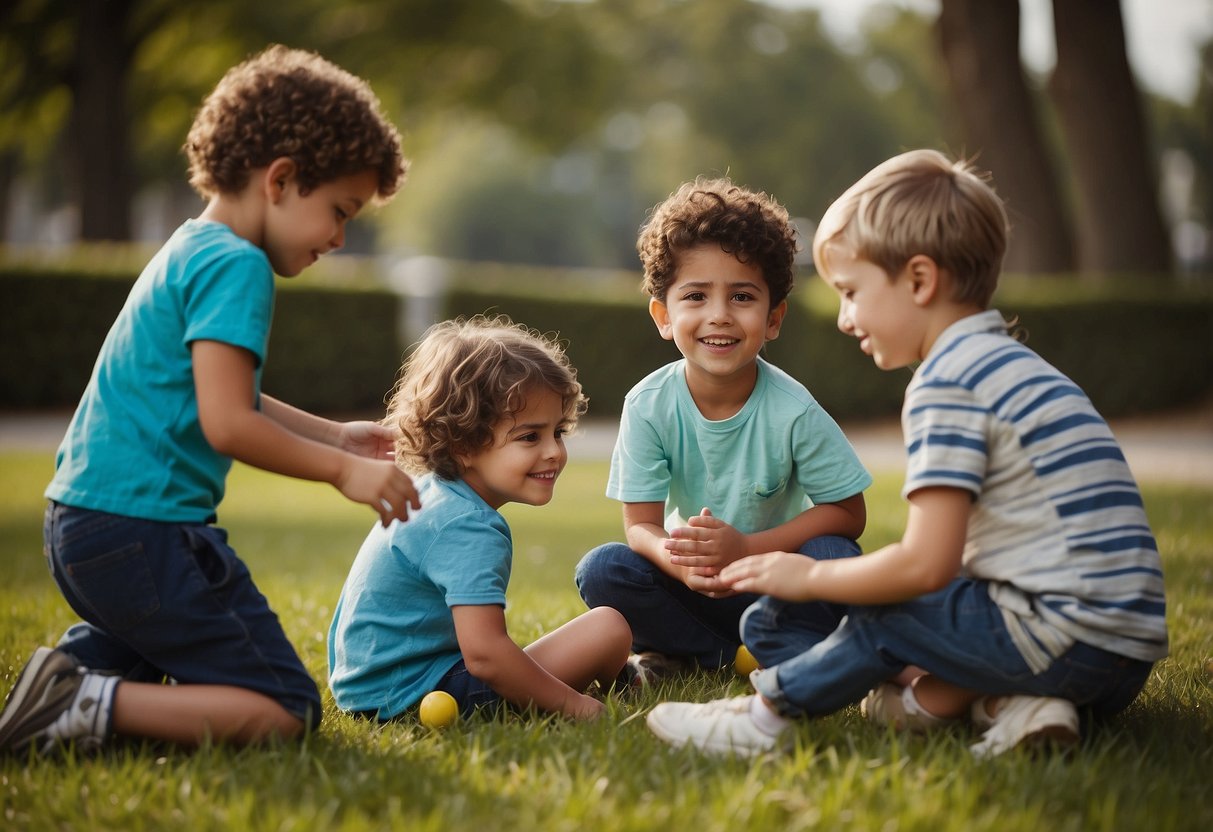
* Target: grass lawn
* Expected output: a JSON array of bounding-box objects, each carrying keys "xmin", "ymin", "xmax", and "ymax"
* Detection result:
[{"xmin": 1, "ymin": 450, "xmax": 1210, "ymax": 831}]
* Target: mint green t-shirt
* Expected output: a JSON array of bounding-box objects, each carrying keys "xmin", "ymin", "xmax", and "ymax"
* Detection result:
[
  {"xmin": 45, "ymin": 219, "xmax": 274, "ymax": 522},
  {"xmin": 607, "ymin": 358, "xmax": 871, "ymax": 533}
]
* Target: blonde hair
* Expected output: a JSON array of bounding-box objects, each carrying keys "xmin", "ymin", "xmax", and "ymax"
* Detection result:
[
  {"xmin": 386, "ymin": 316, "xmax": 587, "ymax": 479},
  {"xmin": 812, "ymin": 149, "xmax": 1009, "ymax": 307},
  {"xmin": 637, "ymin": 177, "xmax": 797, "ymax": 305}
]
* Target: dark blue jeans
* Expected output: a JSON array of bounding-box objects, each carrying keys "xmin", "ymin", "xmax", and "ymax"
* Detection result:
[
  {"xmin": 575, "ymin": 535, "xmax": 861, "ymax": 670},
  {"xmin": 44, "ymin": 502, "xmax": 322, "ymax": 729},
  {"xmin": 742, "ymin": 576, "xmax": 1153, "ymax": 721}
]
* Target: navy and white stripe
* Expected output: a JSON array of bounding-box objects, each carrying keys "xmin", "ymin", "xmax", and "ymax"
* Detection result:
[{"xmin": 902, "ymin": 310, "xmax": 1167, "ymax": 672}]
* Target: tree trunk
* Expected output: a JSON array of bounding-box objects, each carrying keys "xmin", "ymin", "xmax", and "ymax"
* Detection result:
[
  {"xmin": 937, "ymin": 0, "xmax": 1074, "ymax": 274},
  {"xmin": 1048, "ymin": 0, "xmax": 1171, "ymax": 275},
  {"xmin": 71, "ymin": 0, "xmax": 136, "ymax": 241}
]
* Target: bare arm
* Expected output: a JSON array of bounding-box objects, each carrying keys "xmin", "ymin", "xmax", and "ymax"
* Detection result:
[
  {"xmin": 451, "ymin": 605, "xmax": 603, "ymax": 720},
  {"xmin": 261, "ymin": 395, "xmax": 401, "ymax": 460},
  {"xmin": 622, "ymin": 501, "xmax": 697, "ymax": 583},
  {"xmin": 719, "ymin": 486, "xmax": 971, "ymax": 606},
  {"xmin": 192, "ymin": 340, "xmax": 419, "ymax": 525}
]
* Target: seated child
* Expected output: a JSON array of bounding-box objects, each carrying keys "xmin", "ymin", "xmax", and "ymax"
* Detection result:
[
  {"xmin": 645, "ymin": 149, "xmax": 1168, "ymax": 758},
  {"xmin": 575, "ymin": 177, "xmax": 871, "ymax": 681},
  {"xmin": 329, "ymin": 316, "xmax": 632, "ymax": 721},
  {"xmin": 0, "ymin": 45, "xmax": 416, "ymax": 754}
]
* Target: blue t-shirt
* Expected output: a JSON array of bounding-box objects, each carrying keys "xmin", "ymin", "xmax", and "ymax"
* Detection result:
[
  {"xmin": 45, "ymin": 219, "xmax": 275, "ymax": 522},
  {"xmin": 608, "ymin": 358, "xmax": 872, "ymax": 533},
  {"xmin": 328, "ymin": 475, "xmax": 512, "ymax": 718}
]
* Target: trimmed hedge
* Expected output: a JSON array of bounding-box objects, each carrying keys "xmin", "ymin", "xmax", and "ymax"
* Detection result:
[
  {"xmin": 3, "ymin": 264, "xmax": 1210, "ymax": 420},
  {"xmin": 1, "ymin": 269, "xmax": 401, "ymax": 414}
]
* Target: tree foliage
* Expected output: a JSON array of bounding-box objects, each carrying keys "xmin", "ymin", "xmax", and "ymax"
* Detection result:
[{"xmin": 1, "ymin": 0, "xmax": 1206, "ymax": 276}]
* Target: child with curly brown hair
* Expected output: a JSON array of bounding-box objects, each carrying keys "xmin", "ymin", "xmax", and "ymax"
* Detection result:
[
  {"xmin": 328, "ymin": 316, "xmax": 631, "ymax": 722},
  {"xmin": 0, "ymin": 45, "xmax": 418, "ymax": 754},
  {"xmin": 574, "ymin": 178, "xmax": 871, "ymax": 682}
]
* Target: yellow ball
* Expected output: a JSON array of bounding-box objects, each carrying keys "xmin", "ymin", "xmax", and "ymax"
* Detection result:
[
  {"xmin": 419, "ymin": 690, "xmax": 459, "ymax": 728},
  {"xmin": 734, "ymin": 644, "xmax": 760, "ymax": 677}
]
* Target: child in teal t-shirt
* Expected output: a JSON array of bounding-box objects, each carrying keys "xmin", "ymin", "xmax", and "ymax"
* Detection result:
[
  {"xmin": 0, "ymin": 46, "xmax": 418, "ymax": 755},
  {"xmin": 330, "ymin": 316, "xmax": 631, "ymax": 721}
]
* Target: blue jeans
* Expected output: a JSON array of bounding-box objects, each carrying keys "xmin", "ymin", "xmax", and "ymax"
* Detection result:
[
  {"xmin": 575, "ymin": 535, "xmax": 861, "ymax": 670},
  {"xmin": 742, "ymin": 576, "xmax": 1153, "ymax": 721},
  {"xmin": 44, "ymin": 502, "xmax": 322, "ymax": 729}
]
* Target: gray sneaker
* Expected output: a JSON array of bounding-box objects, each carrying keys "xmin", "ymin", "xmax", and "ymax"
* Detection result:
[{"xmin": 0, "ymin": 647, "xmax": 86, "ymax": 754}]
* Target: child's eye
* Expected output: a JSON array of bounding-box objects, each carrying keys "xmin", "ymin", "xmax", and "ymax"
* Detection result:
[
  {"xmin": 518, "ymin": 432, "xmax": 539, "ymax": 443},
  {"xmin": 336, "ymin": 208, "xmax": 349, "ymax": 221},
  {"xmin": 731, "ymin": 292, "xmax": 754, "ymax": 302},
  {"xmin": 683, "ymin": 291, "xmax": 706, "ymax": 302}
]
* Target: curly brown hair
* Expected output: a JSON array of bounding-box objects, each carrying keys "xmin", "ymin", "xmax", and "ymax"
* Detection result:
[
  {"xmin": 386, "ymin": 316, "xmax": 587, "ymax": 480},
  {"xmin": 637, "ymin": 177, "xmax": 798, "ymax": 305},
  {"xmin": 185, "ymin": 44, "xmax": 406, "ymax": 201}
]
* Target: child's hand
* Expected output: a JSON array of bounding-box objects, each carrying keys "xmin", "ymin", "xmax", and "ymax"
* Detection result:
[
  {"xmin": 337, "ymin": 456, "xmax": 421, "ymax": 526},
  {"xmin": 337, "ymin": 420, "xmax": 401, "ymax": 460},
  {"xmin": 565, "ymin": 693, "xmax": 606, "ymax": 721},
  {"xmin": 666, "ymin": 508, "xmax": 748, "ymax": 572},
  {"xmin": 719, "ymin": 552, "xmax": 815, "ymax": 601}
]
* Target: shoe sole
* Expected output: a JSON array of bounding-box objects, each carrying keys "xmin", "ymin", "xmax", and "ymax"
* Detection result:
[{"xmin": 0, "ymin": 648, "xmax": 82, "ymax": 753}]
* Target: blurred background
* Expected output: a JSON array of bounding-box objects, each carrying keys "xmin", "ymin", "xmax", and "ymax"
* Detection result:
[
  {"xmin": 2, "ymin": 0, "xmax": 1211, "ymax": 422},
  {"xmin": 2, "ymin": 0, "xmax": 1210, "ymax": 276}
]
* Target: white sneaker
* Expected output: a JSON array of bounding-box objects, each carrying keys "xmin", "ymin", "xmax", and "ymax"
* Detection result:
[
  {"xmin": 646, "ymin": 695, "xmax": 785, "ymax": 757},
  {"xmin": 969, "ymin": 695, "xmax": 1080, "ymax": 758}
]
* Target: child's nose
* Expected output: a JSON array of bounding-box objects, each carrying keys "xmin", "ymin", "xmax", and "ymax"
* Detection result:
[
  {"xmin": 836, "ymin": 303, "xmax": 854, "ymax": 334},
  {"xmin": 331, "ymin": 224, "xmax": 346, "ymax": 250}
]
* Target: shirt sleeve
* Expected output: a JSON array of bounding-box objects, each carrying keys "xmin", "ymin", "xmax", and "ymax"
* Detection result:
[
  {"xmin": 423, "ymin": 509, "xmax": 512, "ymax": 607},
  {"xmin": 605, "ymin": 398, "xmax": 671, "ymax": 504},
  {"xmin": 902, "ymin": 381, "xmax": 988, "ymax": 499},
  {"xmin": 181, "ymin": 247, "xmax": 275, "ymax": 365},
  {"xmin": 790, "ymin": 403, "xmax": 873, "ymax": 505}
]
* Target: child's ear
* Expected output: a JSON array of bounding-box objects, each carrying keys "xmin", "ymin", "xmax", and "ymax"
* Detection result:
[
  {"xmin": 648, "ymin": 297, "xmax": 675, "ymax": 340},
  {"xmin": 264, "ymin": 157, "xmax": 298, "ymax": 203},
  {"xmin": 765, "ymin": 299, "xmax": 788, "ymax": 342},
  {"xmin": 906, "ymin": 254, "xmax": 941, "ymax": 306}
]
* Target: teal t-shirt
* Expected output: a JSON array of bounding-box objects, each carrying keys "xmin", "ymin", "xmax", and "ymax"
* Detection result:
[
  {"xmin": 45, "ymin": 219, "xmax": 275, "ymax": 522},
  {"xmin": 607, "ymin": 358, "xmax": 871, "ymax": 533},
  {"xmin": 328, "ymin": 475, "xmax": 512, "ymax": 718}
]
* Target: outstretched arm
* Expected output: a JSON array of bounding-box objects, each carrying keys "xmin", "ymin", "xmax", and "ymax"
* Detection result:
[
  {"xmin": 192, "ymin": 339, "xmax": 419, "ymax": 525},
  {"xmin": 719, "ymin": 486, "xmax": 970, "ymax": 605},
  {"xmin": 260, "ymin": 395, "xmax": 401, "ymax": 460},
  {"xmin": 452, "ymin": 605, "xmax": 604, "ymax": 720}
]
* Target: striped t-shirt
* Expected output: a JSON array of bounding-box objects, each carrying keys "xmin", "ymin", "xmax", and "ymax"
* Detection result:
[{"xmin": 902, "ymin": 310, "xmax": 1168, "ymax": 672}]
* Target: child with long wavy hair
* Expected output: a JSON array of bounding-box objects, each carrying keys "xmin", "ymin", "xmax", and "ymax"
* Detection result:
[{"xmin": 329, "ymin": 316, "xmax": 631, "ymax": 722}]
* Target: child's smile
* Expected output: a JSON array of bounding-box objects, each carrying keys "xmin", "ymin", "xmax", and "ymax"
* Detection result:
[{"xmin": 458, "ymin": 386, "xmax": 569, "ymax": 510}]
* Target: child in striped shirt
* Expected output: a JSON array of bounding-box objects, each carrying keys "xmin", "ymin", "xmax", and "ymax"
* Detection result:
[{"xmin": 644, "ymin": 149, "xmax": 1167, "ymax": 758}]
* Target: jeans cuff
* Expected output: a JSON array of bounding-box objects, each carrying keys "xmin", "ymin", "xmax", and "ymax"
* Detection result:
[{"xmin": 751, "ymin": 667, "xmax": 803, "ymax": 718}]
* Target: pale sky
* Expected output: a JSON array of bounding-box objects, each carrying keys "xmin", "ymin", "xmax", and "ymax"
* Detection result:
[{"xmin": 766, "ymin": 0, "xmax": 1213, "ymax": 104}]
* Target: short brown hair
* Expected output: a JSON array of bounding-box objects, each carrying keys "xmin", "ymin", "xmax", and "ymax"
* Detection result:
[
  {"xmin": 387, "ymin": 316, "xmax": 587, "ymax": 480},
  {"xmin": 637, "ymin": 177, "xmax": 797, "ymax": 305},
  {"xmin": 185, "ymin": 44, "xmax": 406, "ymax": 201},
  {"xmin": 813, "ymin": 149, "xmax": 1008, "ymax": 308}
]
